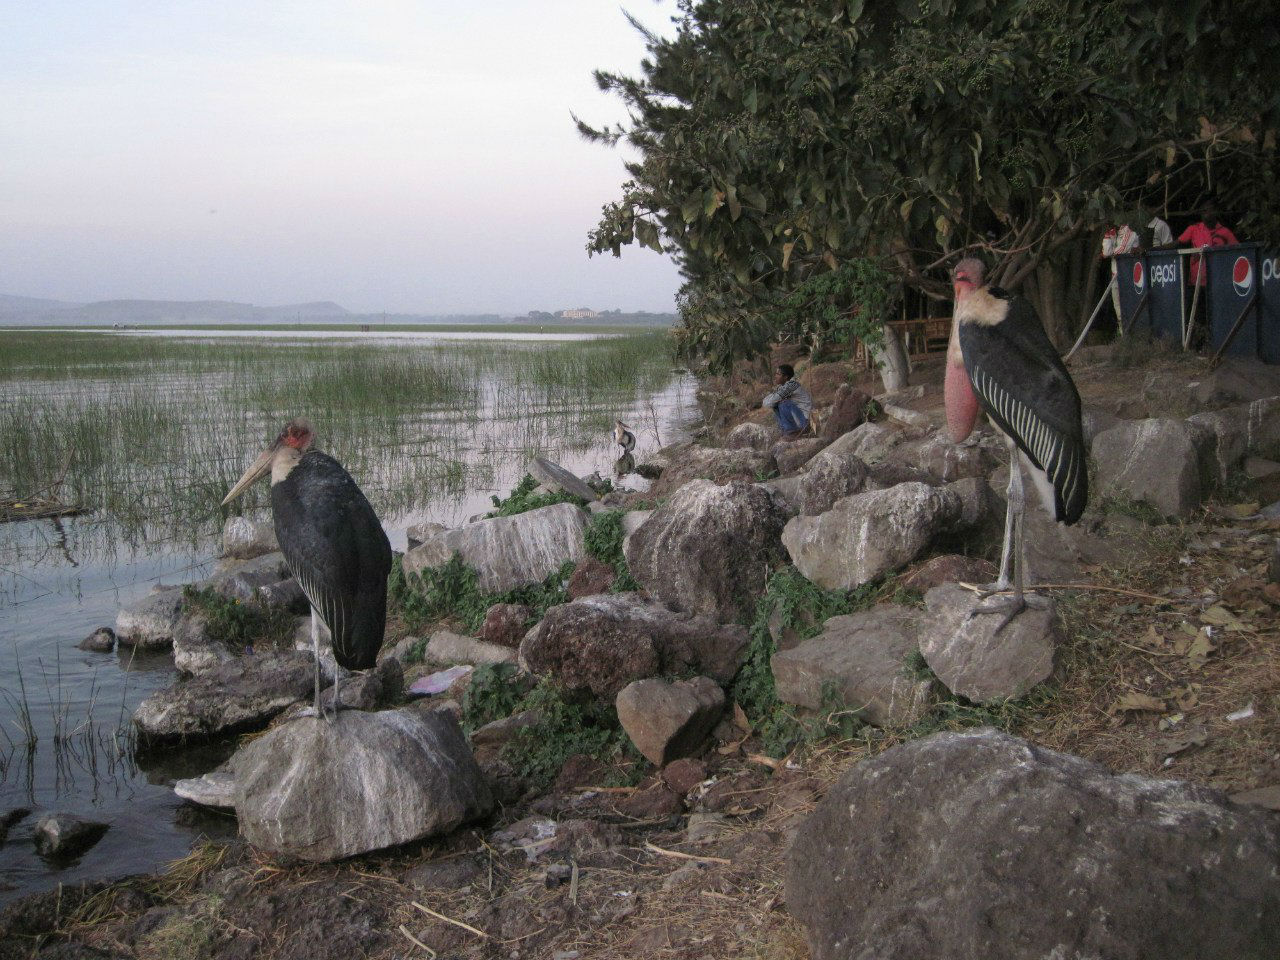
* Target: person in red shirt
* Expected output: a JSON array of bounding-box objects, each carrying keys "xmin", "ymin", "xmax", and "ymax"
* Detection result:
[{"xmin": 1179, "ymin": 203, "xmax": 1238, "ymax": 285}]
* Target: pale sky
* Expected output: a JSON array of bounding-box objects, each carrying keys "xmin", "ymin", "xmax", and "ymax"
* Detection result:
[{"xmin": 0, "ymin": 1, "xmax": 683, "ymax": 314}]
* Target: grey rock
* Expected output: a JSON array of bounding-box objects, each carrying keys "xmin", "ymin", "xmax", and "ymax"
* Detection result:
[
  {"xmin": 620, "ymin": 509, "xmax": 652, "ymax": 556},
  {"xmin": 402, "ymin": 502, "xmax": 589, "ymax": 593},
  {"xmin": 519, "ymin": 593, "xmax": 749, "ymax": 699},
  {"xmin": 1187, "ymin": 410, "xmax": 1247, "ymax": 490},
  {"xmin": 208, "ymin": 551, "xmax": 290, "ymax": 602},
  {"xmin": 647, "ymin": 444, "xmax": 776, "ymax": 497},
  {"xmin": 771, "ymin": 606, "xmax": 933, "ymax": 727},
  {"xmin": 1093, "ymin": 418, "xmax": 1202, "ymax": 519},
  {"xmin": 479, "ymin": 602, "xmax": 532, "ymax": 648},
  {"xmin": 754, "ymin": 475, "xmax": 804, "ymax": 518},
  {"xmin": 821, "ymin": 422, "xmax": 904, "ymax": 465},
  {"xmin": 726, "ymin": 421, "xmax": 774, "ymax": 452},
  {"xmin": 796, "ymin": 451, "xmax": 868, "ymax": 516},
  {"xmin": 1242, "ymin": 395, "xmax": 1280, "ymax": 458},
  {"xmin": 33, "ymin": 815, "xmax": 108, "ymax": 860},
  {"xmin": 1245, "ymin": 455, "xmax": 1280, "ymax": 479},
  {"xmin": 469, "ymin": 710, "xmax": 540, "ymax": 748},
  {"xmin": 787, "ymin": 729, "xmax": 1280, "ymax": 960},
  {"xmin": 174, "ymin": 769, "xmax": 237, "ymax": 809},
  {"xmin": 771, "ymin": 437, "xmax": 828, "ymax": 475},
  {"xmin": 1190, "ymin": 357, "xmax": 1280, "ymax": 407},
  {"xmin": 133, "ymin": 651, "xmax": 316, "ymax": 745},
  {"xmin": 1231, "ymin": 785, "xmax": 1280, "ymax": 810},
  {"xmin": 529, "ymin": 456, "xmax": 597, "ymax": 501},
  {"xmin": 115, "ymin": 585, "xmax": 186, "ymax": 651},
  {"xmin": 782, "ymin": 483, "xmax": 960, "ymax": 590},
  {"xmin": 880, "ymin": 402, "xmax": 930, "ymax": 429},
  {"xmin": 78, "ymin": 627, "xmax": 115, "ymax": 653},
  {"xmin": 426, "ymin": 629, "xmax": 519, "ymax": 667},
  {"xmin": 1080, "ymin": 403, "xmax": 1120, "ymax": 446},
  {"xmin": 220, "ymin": 515, "xmax": 278, "ymax": 559},
  {"xmin": 406, "ymin": 520, "xmax": 448, "ymax": 550},
  {"xmin": 317, "ymin": 656, "xmax": 403, "ymax": 713},
  {"xmin": 945, "ymin": 476, "xmax": 999, "ymax": 533},
  {"xmin": 918, "ymin": 583, "xmax": 1056, "ymax": 702},
  {"xmin": 616, "ymin": 676, "xmax": 725, "ymax": 766},
  {"xmin": 900, "ymin": 430, "xmax": 1001, "ymax": 484},
  {"xmin": 171, "ymin": 613, "xmax": 233, "ymax": 676},
  {"xmin": 235, "ymin": 707, "xmax": 493, "ymax": 861},
  {"xmin": 626, "ymin": 479, "xmax": 788, "ymax": 623}
]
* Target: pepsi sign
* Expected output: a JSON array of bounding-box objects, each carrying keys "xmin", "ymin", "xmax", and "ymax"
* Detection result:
[
  {"xmin": 1150, "ymin": 263, "xmax": 1179, "ymax": 286},
  {"xmin": 1234, "ymin": 256, "xmax": 1255, "ymax": 297},
  {"xmin": 1132, "ymin": 261, "xmax": 1145, "ymax": 293},
  {"xmin": 1206, "ymin": 244, "xmax": 1259, "ymax": 358}
]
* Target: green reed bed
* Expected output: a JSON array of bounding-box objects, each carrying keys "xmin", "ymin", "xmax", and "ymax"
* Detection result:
[{"xmin": 0, "ymin": 328, "xmax": 679, "ymax": 550}]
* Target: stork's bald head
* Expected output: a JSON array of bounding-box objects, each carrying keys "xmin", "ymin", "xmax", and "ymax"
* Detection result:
[{"xmin": 953, "ymin": 258, "xmax": 986, "ymax": 290}]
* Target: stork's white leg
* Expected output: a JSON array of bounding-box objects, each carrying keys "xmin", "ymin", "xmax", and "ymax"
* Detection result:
[
  {"xmin": 971, "ymin": 438, "xmax": 1030, "ymax": 631},
  {"xmin": 297, "ymin": 606, "xmax": 322, "ymax": 720}
]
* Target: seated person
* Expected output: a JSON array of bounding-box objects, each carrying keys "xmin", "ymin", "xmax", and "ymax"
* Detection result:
[{"xmin": 762, "ymin": 364, "xmax": 812, "ymax": 437}]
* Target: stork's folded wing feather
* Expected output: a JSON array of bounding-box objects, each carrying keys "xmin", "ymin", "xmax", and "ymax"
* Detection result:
[{"xmin": 958, "ymin": 298, "xmax": 1088, "ymax": 524}]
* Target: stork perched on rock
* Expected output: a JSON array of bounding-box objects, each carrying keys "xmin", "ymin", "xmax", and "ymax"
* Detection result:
[
  {"xmin": 945, "ymin": 258, "xmax": 1087, "ymax": 628},
  {"xmin": 222, "ymin": 418, "xmax": 391, "ymax": 718}
]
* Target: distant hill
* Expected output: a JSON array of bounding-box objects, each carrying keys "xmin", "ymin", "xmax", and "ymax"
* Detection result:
[
  {"xmin": 518, "ymin": 310, "xmax": 675, "ymax": 326},
  {"xmin": 0, "ymin": 296, "xmax": 350, "ymax": 325}
]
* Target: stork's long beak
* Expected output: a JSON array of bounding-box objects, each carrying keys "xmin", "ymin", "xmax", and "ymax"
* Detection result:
[{"xmin": 222, "ymin": 443, "xmax": 277, "ymax": 505}]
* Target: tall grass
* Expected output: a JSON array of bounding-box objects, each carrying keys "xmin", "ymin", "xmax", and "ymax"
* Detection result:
[{"xmin": 0, "ymin": 328, "xmax": 680, "ymax": 550}]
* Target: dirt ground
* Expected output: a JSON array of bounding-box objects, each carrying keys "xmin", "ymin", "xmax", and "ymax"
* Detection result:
[{"xmin": 4, "ymin": 343, "xmax": 1280, "ymax": 960}]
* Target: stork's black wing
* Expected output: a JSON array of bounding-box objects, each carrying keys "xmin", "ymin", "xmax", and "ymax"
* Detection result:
[
  {"xmin": 958, "ymin": 294, "xmax": 1088, "ymax": 524},
  {"xmin": 271, "ymin": 451, "xmax": 392, "ymax": 669}
]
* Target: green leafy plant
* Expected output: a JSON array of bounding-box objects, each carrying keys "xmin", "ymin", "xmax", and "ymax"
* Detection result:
[
  {"xmin": 487, "ymin": 474, "xmax": 587, "ymax": 518},
  {"xmin": 461, "ymin": 663, "xmax": 526, "ymax": 733},
  {"xmin": 389, "ymin": 553, "xmax": 575, "ymax": 634},
  {"xmin": 582, "ymin": 509, "xmax": 641, "ymax": 592},
  {"xmin": 180, "ymin": 585, "xmax": 295, "ymax": 652}
]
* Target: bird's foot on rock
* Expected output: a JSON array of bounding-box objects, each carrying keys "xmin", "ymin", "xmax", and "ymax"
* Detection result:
[
  {"xmin": 967, "ymin": 590, "xmax": 1048, "ymax": 633},
  {"xmin": 296, "ymin": 706, "xmax": 321, "ymax": 720}
]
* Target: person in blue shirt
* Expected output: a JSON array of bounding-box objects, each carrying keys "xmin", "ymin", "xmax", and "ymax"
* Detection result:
[{"xmin": 762, "ymin": 364, "xmax": 813, "ymax": 438}]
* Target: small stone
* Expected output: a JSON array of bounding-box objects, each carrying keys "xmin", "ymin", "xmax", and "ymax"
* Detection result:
[
  {"xmin": 1230, "ymin": 785, "xmax": 1280, "ymax": 810},
  {"xmin": 78, "ymin": 627, "xmax": 115, "ymax": 653},
  {"xmin": 426, "ymin": 629, "xmax": 518, "ymax": 667},
  {"xmin": 33, "ymin": 814, "xmax": 108, "ymax": 859},
  {"xmin": 174, "ymin": 770, "xmax": 237, "ymax": 809},
  {"xmin": 480, "ymin": 603, "xmax": 532, "ymax": 648},
  {"xmin": 918, "ymin": 583, "xmax": 1056, "ymax": 702},
  {"xmin": 171, "ymin": 613, "xmax": 234, "ymax": 676},
  {"xmin": 616, "ymin": 676, "xmax": 725, "ymax": 766},
  {"xmin": 820, "ymin": 384, "xmax": 872, "ymax": 442},
  {"xmin": 661, "ymin": 757, "xmax": 708, "ymax": 795},
  {"xmin": 115, "ymin": 585, "xmax": 186, "ymax": 651}
]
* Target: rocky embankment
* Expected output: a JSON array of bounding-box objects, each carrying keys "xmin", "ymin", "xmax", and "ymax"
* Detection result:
[{"xmin": 6, "ymin": 352, "xmax": 1280, "ymax": 959}]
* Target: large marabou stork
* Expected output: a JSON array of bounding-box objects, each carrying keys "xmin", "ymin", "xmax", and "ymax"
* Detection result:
[
  {"xmin": 945, "ymin": 258, "xmax": 1087, "ymax": 628},
  {"xmin": 222, "ymin": 418, "xmax": 391, "ymax": 718}
]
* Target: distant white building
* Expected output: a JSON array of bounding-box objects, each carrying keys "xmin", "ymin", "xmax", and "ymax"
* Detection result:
[{"xmin": 558, "ymin": 307, "xmax": 599, "ymax": 319}]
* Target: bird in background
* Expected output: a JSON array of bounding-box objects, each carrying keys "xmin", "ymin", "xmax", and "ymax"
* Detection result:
[
  {"xmin": 222, "ymin": 418, "xmax": 391, "ymax": 719},
  {"xmin": 945, "ymin": 257, "xmax": 1087, "ymax": 629},
  {"xmin": 613, "ymin": 419, "xmax": 637, "ymax": 476}
]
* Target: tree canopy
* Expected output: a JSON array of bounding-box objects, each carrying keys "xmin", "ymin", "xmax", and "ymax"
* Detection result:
[{"xmin": 582, "ymin": 0, "xmax": 1280, "ymax": 364}]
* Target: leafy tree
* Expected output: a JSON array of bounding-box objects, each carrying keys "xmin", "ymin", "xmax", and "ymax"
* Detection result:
[{"xmin": 582, "ymin": 0, "xmax": 1280, "ymax": 356}]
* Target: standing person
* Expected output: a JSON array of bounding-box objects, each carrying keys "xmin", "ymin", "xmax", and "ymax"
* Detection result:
[
  {"xmin": 1102, "ymin": 219, "xmax": 1140, "ymax": 324},
  {"xmin": 1179, "ymin": 202, "xmax": 1238, "ymax": 285},
  {"xmin": 1148, "ymin": 210, "xmax": 1173, "ymax": 248},
  {"xmin": 762, "ymin": 364, "xmax": 812, "ymax": 438}
]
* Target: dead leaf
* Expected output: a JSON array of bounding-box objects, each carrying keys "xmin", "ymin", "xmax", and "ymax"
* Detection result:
[
  {"xmin": 1200, "ymin": 604, "xmax": 1246, "ymax": 631},
  {"xmin": 733, "ymin": 701, "xmax": 752, "ymax": 733},
  {"xmin": 1174, "ymin": 683, "xmax": 1202, "ymax": 711},
  {"xmin": 1110, "ymin": 692, "xmax": 1166, "ymax": 714},
  {"xmin": 1187, "ymin": 631, "xmax": 1216, "ymax": 666}
]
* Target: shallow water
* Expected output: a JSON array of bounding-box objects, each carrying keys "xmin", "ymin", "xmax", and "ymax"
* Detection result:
[
  {"xmin": 0, "ymin": 331, "xmax": 695, "ymax": 903},
  {"xmin": 80, "ymin": 327, "xmax": 610, "ymax": 342}
]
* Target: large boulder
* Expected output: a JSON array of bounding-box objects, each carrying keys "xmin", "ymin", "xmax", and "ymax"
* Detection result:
[
  {"xmin": 133, "ymin": 651, "xmax": 315, "ymax": 745},
  {"xmin": 1092, "ymin": 418, "xmax": 1202, "ymax": 519},
  {"xmin": 787, "ymin": 729, "xmax": 1280, "ymax": 960},
  {"xmin": 402, "ymin": 502, "xmax": 589, "ymax": 593},
  {"xmin": 782, "ymin": 483, "xmax": 960, "ymax": 590},
  {"xmin": 528, "ymin": 457, "xmax": 597, "ymax": 501},
  {"xmin": 625, "ymin": 479, "xmax": 788, "ymax": 623},
  {"xmin": 819, "ymin": 383, "xmax": 872, "ymax": 442},
  {"xmin": 726, "ymin": 421, "xmax": 774, "ymax": 452},
  {"xmin": 479, "ymin": 603, "xmax": 532, "ymax": 648},
  {"xmin": 1243, "ymin": 396, "xmax": 1280, "ymax": 458},
  {"xmin": 898, "ymin": 430, "xmax": 1002, "ymax": 484},
  {"xmin": 615, "ymin": 676, "xmax": 725, "ymax": 766},
  {"xmin": 821, "ymin": 422, "xmax": 904, "ymax": 465},
  {"xmin": 917, "ymin": 583, "xmax": 1056, "ymax": 702},
  {"xmin": 519, "ymin": 594, "xmax": 749, "ymax": 699},
  {"xmin": 771, "ymin": 437, "xmax": 828, "ymax": 475},
  {"xmin": 1189, "ymin": 357, "xmax": 1280, "ymax": 407},
  {"xmin": 220, "ymin": 515, "xmax": 278, "ymax": 559},
  {"xmin": 771, "ymin": 606, "xmax": 933, "ymax": 727},
  {"xmin": 796, "ymin": 451, "xmax": 869, "ymax": 516},
  {"xmin": 1187, "ymin": 409, "xmax": 1246, "ymax": 490},
  {"xmin": 647, "ymin": 445, "xmax": 776, "ymax": 497},
  {"xmin": 235, "ymin": 707, "xmax": 493, "ymax": 862},
  {"xmin": 208, "ymin": 552, "xmax": 295, "ymax": 604},
  {"xmin": 115, "ymin": 585, "xmax": 186, "ymax": 651}
]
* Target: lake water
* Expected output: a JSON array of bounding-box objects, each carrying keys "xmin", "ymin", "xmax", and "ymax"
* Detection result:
[{"xmin": 0, "ymin": 328, "xmax": 695, "ymax": 903}]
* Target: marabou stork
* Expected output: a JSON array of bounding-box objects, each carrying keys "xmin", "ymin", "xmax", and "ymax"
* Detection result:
[
  {"xmin": 222, "ymin": 418, "xmax": 391, "ymax": 718},
  {"xmin": 613, "ymin": 419, "xmax": 637, "ymax": 476},
  {"xmin": 945, "ymin": 258, "xmax": 1087, "ymax": 628}
]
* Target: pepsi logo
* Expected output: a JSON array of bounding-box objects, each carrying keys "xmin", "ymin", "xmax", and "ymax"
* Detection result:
[
  {"xmin": 1132, "ymin": 261, "xmax": 1144, "ymax": 292},
  {"xmin": 1233, "ymin": 256, "xmax": 1253, "ymax": 296}
]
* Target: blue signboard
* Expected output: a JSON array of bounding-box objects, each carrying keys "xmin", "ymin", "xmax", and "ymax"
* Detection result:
[
  {"xmin": 1114, "ymin": 253, "xmax": 1148, "ymax": 333},
  {"xmin": 1261, "ymin": 248, "xmax": 1280, "ymax": 364},
  {"xmin": 1145, "ymin": 249, "xmax": 1183, "ymax": 341},
  {"xmin": 1206, "ymin": 243, "xmax": 1262, "ymax": 359}
]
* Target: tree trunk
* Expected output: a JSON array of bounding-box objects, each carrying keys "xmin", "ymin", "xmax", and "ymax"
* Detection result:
[{"xmin": 870, "ymin": 321, "xmax": 910, "ymax": 392}]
